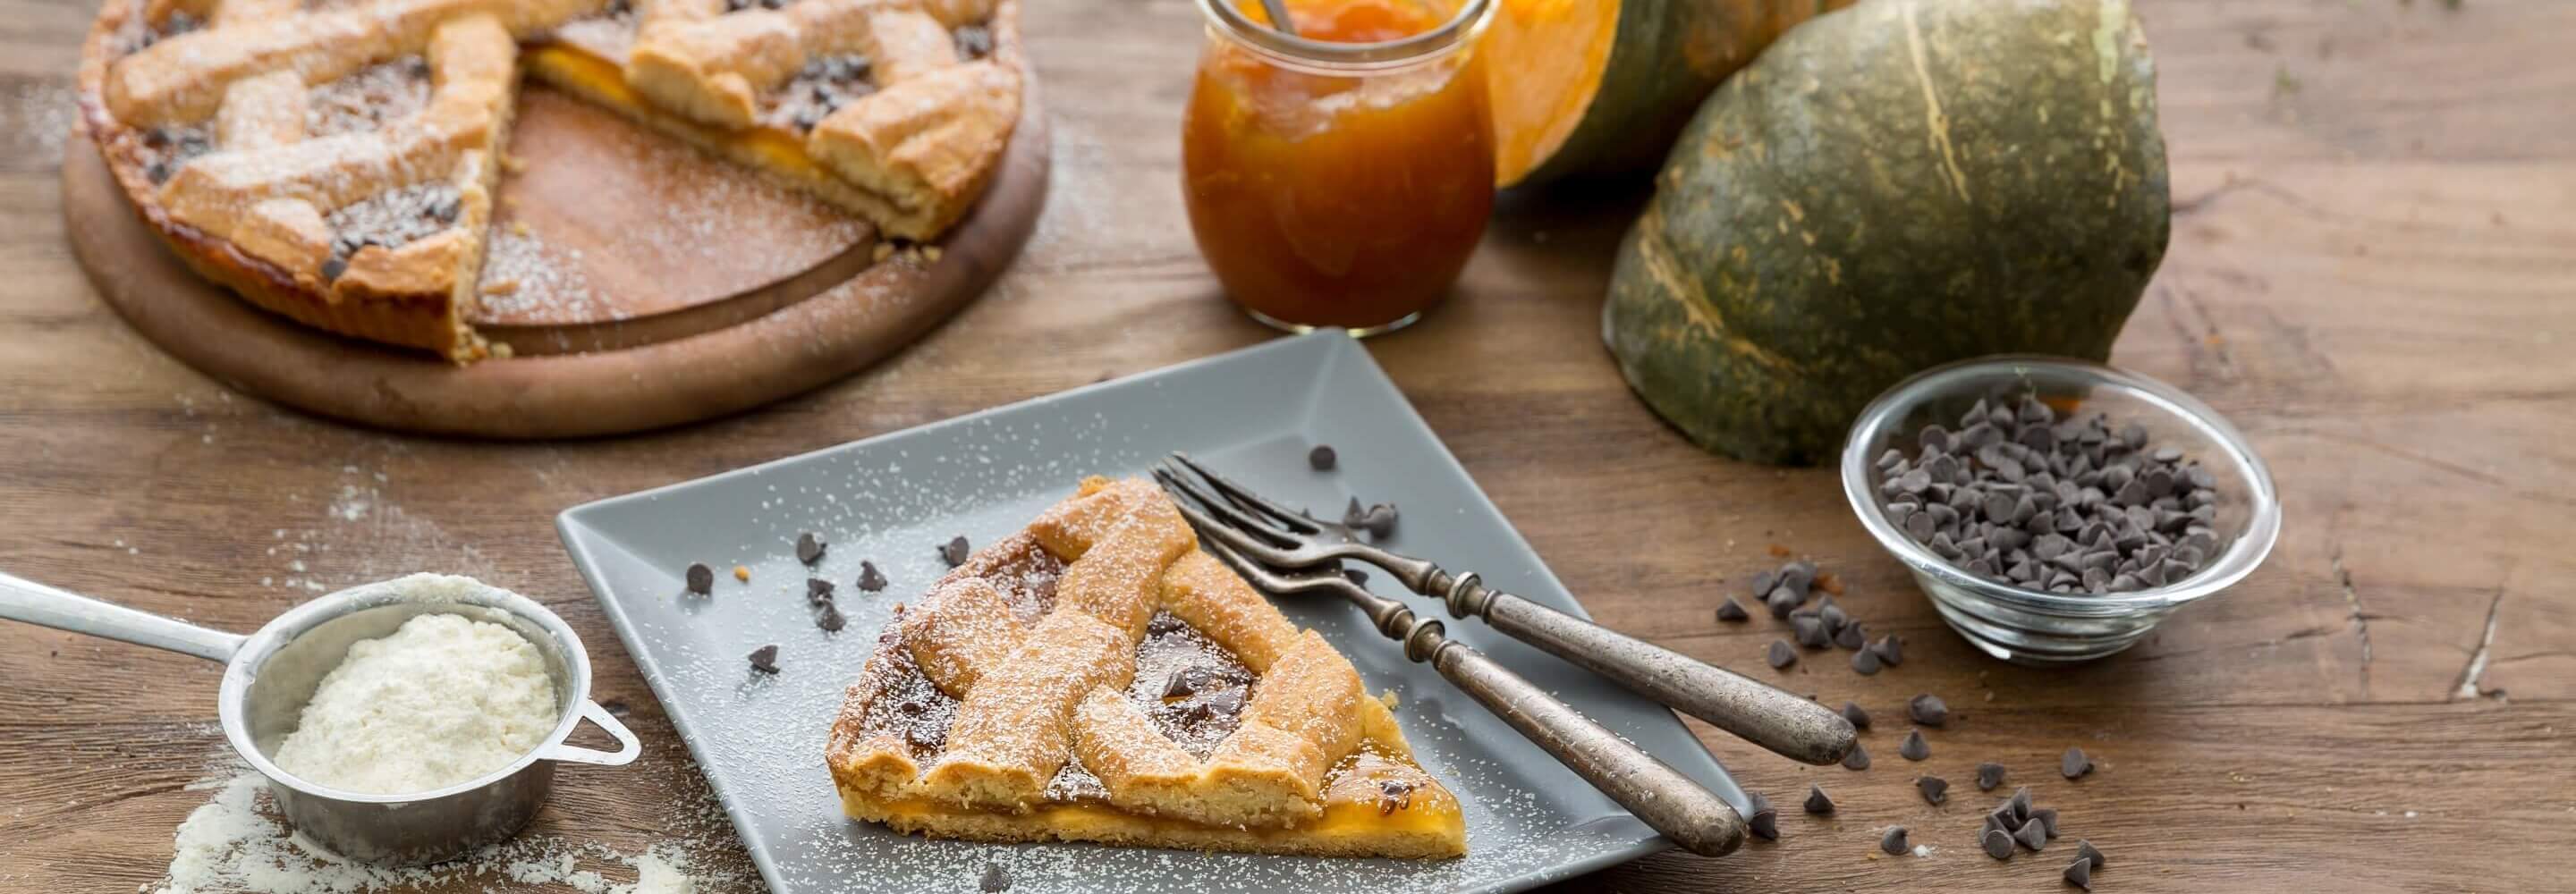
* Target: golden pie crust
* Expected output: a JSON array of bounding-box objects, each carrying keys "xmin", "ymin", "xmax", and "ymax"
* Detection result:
[
  {"xmin": 75, "ymin": 0, "xmax": 1024, "ymax": 361},
  {"xmin": 825, "ymin": 477, "xmax": 1470, "ymax": 859}
]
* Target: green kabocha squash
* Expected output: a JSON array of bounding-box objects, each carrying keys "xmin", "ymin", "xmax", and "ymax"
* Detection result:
[
  {"xmin": 1485, "ymin": 0, "xmax": 1858, "ymax": 188},
  {"xmin": 1603, "ymin": 0, "xmax": 2171, "ymax": 465}
]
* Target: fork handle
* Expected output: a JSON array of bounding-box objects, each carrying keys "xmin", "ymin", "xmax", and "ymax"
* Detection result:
[
  {"xmin": 1436, "ymin": 573, "xmax": 1856, "ymax": 766},
  {"xmin": 1372, "ymin": 607, "xmax": 1745, "ymax": 856}
]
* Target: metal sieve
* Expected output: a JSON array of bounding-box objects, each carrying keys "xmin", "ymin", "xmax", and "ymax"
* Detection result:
[{"xmin": 0, "ymin": 570, "xmax": 640, "ymax": 865}]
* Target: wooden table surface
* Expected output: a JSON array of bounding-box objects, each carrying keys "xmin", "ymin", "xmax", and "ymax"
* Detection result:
[{"xmin": 4, "ymin": 0, "xmax": 2572, "ymax": 891}]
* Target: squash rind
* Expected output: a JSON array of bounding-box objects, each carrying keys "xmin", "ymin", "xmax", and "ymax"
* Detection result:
[{"xmin": 1603, "ymin": 0, "xmax": 2172, "ymax": 465}]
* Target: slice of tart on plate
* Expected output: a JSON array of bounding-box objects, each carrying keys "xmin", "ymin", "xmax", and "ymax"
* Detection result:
[{"xmin": 826, "ymin": 477, "xmax": 1470, "ymax": 858}]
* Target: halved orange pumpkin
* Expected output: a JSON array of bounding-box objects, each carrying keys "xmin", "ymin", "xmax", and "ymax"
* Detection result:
[{"xmin": 1484, "ymin": 0, "xmax": 1854, "ymax": 187}]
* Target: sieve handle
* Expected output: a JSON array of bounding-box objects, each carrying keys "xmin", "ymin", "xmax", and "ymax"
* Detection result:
[
  {"xmin": 542, "ymin": 699, "xmax": 642, "ymax": 766},
  {"xmin": 0, "ymin": 570, "xmax": 244, "ymax": 663}
]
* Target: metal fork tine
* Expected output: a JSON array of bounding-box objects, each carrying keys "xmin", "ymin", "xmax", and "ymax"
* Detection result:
[
  {"xmin": 1151, "ymin": 462, "xmax": 1307, "ymax": 548},
  {"xmin": 1196, "ymin": 528, "xmax": 1325, "ymax": 594},
  {"xmin": 1151, "ymin": 468, "xmax": 1311, "ymax": 569},
  {"xmin": 1167, "ymin": 452, "xmax": 1325, "ymax": 536}
]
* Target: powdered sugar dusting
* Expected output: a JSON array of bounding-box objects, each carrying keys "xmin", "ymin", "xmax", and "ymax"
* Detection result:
[
  {"xmin": 478, "ymin": 225, "xmax": 614, "ymax": 321},
  {"xmin": 4, "ymin": 81, "xmax": 80, "ymax": 164}
]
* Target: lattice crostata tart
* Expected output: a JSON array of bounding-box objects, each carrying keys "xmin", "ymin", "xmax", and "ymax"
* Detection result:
[
  {"xmin": 78, "ymin": 0, "xmax": 1023, "ymax": 361},
  {"xmin": 826, "ymin": 477, "xmax": 1470, "ymax": 858}
]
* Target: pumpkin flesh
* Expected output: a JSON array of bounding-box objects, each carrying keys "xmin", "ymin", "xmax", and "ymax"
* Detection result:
[{"xmin": 1485, "ymin": 0, "xmax": 1617, "ymax": 187}]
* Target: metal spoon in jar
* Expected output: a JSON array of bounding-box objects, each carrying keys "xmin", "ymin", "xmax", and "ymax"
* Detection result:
[
  {"xmin": 1258, "ymin": 0, "xmax": 1299, "ymax": 36},
  {"xmin": 0, "ymin": 570, "xmax": 639, "ymax": 865}
]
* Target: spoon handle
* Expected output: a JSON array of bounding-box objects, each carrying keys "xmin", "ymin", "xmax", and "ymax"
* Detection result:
[{"xmin": 0, "ymin": 570, "xmax": 244, "ymax": 662}]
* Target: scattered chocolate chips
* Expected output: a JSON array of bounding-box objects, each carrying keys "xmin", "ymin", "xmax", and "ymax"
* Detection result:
[
  {"xmin": 1308, "ymin": 444, "xmax": 1337, "ymax": 470},
  {"xmin": 1357, "ymin": 503, "xmax": 1399, "ymax": 538},
  {"xmin": 1880, "ymin": 825, "xmax": 1910, "ymax": 856},
  {"xmin": 1802, "ymin": 784, "xmax": 1835, "ymax": 814},
  {"xmin": 1871, "ymin": 634, "xmax": 1904, "ymax": 666},
  {"xmin": 1977, "ymin": 762, "xmax": 2008, "ymax": 791},
  {"xmin": 748, "ymin": 645, "xmax": 780, "ymax": 675},
  {"xmin": 816, "ymin": 603, "xmax": 845, "ymax": 632},
  {"xmin": 1792, "ymin": 613, "xmax": 1829, "ymax": 648},
  {"xmin": 2009, "ymin": 786, "xmax": 2034, "ymax": 822},
  {"xmin": 1916, "ymin": 775, "xmax": 1948, "ymax": 805},
  {"xmin": 2063, "ymin": 856, "xmax": 2094, "ymax": 890},
  {"xmin": 857, "ymin": 560, "xmax": 888, "ymax": 592},
  {"xmin": 684, "ymin": 562, "xmax": 714, "ymax": 595},
  {"xmin": 1832, "ymin": 619, "xmax": 1867, "ymax": 650},
  {"xmin": 1766, "ymin": 639, "xmax": 1797, "ymax": 670},
  {"xmin": 1840, "ymin": 701, "xmax": 1871, "ymax": 730},
  {"xmin": 1980, "ymin": 828, "xmax": 2016, "ymax": 860},
  {"xmin": 2062, "ymin": 746, "xmax": 2094, "ymax": 779},
  {"xmin": 940, "ymin": 536, "xmax": 970, "ymax": 567},
  {"xmin": 1851, "ymin": 647, "xmax": 1883, "ymax": 675},
  {"xmin": 1899, "ymin": 729, "xmax": 1930, "ymax": 761},
  {"xmin": 1841, "ymin": 742, "xmax": 1870, "ymax": 771},
  {"xmin": 1343, "ymin": 567, "xmax": 1369, "ymax": 586},
  {"xmin": 806, "ymin": 578, "xmax": 836, "ymax": 606},
  {"xmin": 2076, "ymin": 839, "xmax": 2106, "ymax": 869},
  {"xmin": 979, "ymin": 861, "xmax": 1011, "ymax": 892},
  {"xmin": 1878, "ymin": 391, "xmax": 2229, "ymax": 595},
  {"xmin": 1908, "ymin": 693, "xmax": 1949, "ymax": 727},
  {"xmin": 1987, "ymin": 805, "xmax": 2019, "ymax": 837},
  {"xmin": 2014, "ymin": 817, "xmax": 2049, "ymax": 852},
  {"xmin": 2031, "ymin": 806, "xmax": 2061, "ymax": 839},
  {"xmin": 1746, "ymin": 791, "xmax": 1779, "ymax": 840},
  {"xmin": 1715, "ymin": 597, "xmax": 1750, "ymax": 622},
  {"xmin": 796, "ymin": 532, "xmax": 826, "ymax": 565}
]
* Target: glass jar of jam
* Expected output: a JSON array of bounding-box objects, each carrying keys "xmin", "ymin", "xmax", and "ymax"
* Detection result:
[{"xmin": 1182, "ymin": 0, "xmax": 1496, "ymax": 335}]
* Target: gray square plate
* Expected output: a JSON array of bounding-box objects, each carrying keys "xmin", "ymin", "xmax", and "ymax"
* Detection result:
[{"xmin": 555, "ymin": 332, "xmax": 1746, "ymax": 894}]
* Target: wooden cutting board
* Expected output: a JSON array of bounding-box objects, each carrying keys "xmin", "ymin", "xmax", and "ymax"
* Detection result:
[{"xmin": 61, "ymin": 80, "xmax": 1049, "ymax": 439}]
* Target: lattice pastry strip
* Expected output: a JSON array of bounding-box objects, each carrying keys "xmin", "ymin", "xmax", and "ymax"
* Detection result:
[
  {"xmin": 836, "ymin": 477, "xmax": 1415, "ymax": 832},
  {"xmin": 627, "ymin": 0, "xmax": 964, "ymax": 130}
]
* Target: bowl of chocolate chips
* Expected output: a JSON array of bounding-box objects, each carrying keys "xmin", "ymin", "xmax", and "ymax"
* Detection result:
[{"xmin": 1840, "ymin": 356, "xmax": 2279, "ymax": 664}]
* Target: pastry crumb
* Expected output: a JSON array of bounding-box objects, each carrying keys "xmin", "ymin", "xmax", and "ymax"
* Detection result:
[{"xmin": 733, "ymin": 565, "xmax": 750, "ymax": 582}]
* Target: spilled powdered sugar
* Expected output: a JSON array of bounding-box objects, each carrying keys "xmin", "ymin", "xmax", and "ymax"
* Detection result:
[{"xmin": 154, "ymin": 759, "xmax": 727, "ymax": 894}]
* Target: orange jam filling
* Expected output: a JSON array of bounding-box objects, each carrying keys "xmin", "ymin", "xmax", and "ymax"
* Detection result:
[{"xmin": 1182, "ymin": 0, "xmax": 1494, "ymax": 331}]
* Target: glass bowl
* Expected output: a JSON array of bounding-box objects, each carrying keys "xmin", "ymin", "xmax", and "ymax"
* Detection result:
[{"xmin": 1839, "ymin": 356, "xmax": 2281, "ymax": 665}]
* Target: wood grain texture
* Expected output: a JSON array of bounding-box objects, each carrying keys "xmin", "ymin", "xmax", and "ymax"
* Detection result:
[{"xmin": 3, "ymin": 0, "xmax": 2573, "ymax": 891}]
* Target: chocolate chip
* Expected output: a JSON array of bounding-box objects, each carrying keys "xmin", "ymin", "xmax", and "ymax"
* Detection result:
[
  {"xmin": 1908, "ymin": 694, "xmax": 1948, "ymax": 727},
  {"xmin": 857, "ymin": 560, "xmax": 887, "ymax": 592},
  {"xmin": 2015, "ymin": 817, "xmax": 2049, "ymax": 852},
  {"xmin": 796, "ymin": 532, "xmax": 826, "ymax": 565},
  {"xmin": 1916, "ymin": 774, "xmax": 1948, "ymax": 805},
  {"xmin": 2009, "ymin": 785, "xmax": 2034, "ymax": 822},
  {"xmin": 2063, "ymin": 856, "xmax": 2093, "ymax": 890},
  {"xmin": 1308, "ymin": 444, "xmax": 1336, "ymax": 470},
  {"xmin": 2062, "ymin": 746, "xmax": 2094, "ymax": 779},
  {"xmin": 319, "ymin": 256, "xmax": 348, "ymax": 281},
  {"xmin": 1840, "ymin": 701, "xmax": 1870, "ymax": 730},
  {"xmin": 979, "ymin": 861, "xmax": 1011, "ymax": 892},
  {"xmin": 1841, "ymin": 742, "xmax": 1870, "ymax": 771},
  {"xmin": 1359, "ymin": 502, "xmax": 1399, "ymax": 538},
  {"xmin": 2077, "ymin": 839, "xmax": 2106, "ymax": 869},
  {"xmin": 1872, "ymin": 635, "xmax": 1903, "ymax": 666},
  {"xmin": 1715, "ymin": 597, "xmax": 1749, "ymax": 622},
  {"xmin": 1977, "ymin": 762, "xmax": 2007, "ymax": 791},
  {"xmin": 2031, "ymin": 806, "xmax": 2061, "ymax": 839},
  {"xmin": 1766, "ymin": 639, "xmax": 1797, "ymax": 670},
  {"xmin": 1767, "ymin": 586, "xmax": 1802, "ymax": 619},
  {"xmin": 1851, "ymin": 647, "xmax": 1883, "ymax": 675},
  {"xmin": 1987, "ymin": 805, "xmax": 2020, "ymax": 836},
  {"xmin": 1833, "ymin": 619, "xmax": 1867, "ymax": 650},
  {"xmin": 1899, "ymin": 729, "xmax": 1929, "ymax": 761},
  {"xmin": 1801, "ymin": 784, "xmax": 1835, "ymax": 814},
  {"xmin": 1201, "ymin": 689, "xmax": 1245, "ymax": 715},
  {"xmin": 748, "ymin": 645, "xmax": 780, "ymax": 674},
  {"xmin": 1747, "ymin": 791, "xmax": 1778, "ymax": 840},
  {"xmin": 1792, "ymin": 614, "xmax": 1828, "ymax": 648},
  {"xmin": 684, "ymin": 562, "xmax": 713, "ymax": 595},
  {"xmin": 1881, "ymin": 825, "xmax": 1910, "ymax": 855},
  {"xmin": 817, "ymin": 603, "xmax": 845, "ymax": 632},
  {"xmin": 1163, "ymin": 668, "xmax": 1206, "ymax": 698},
  {"xmin": 1343, "ymin": 567, "xmax": 1369, "ymax": 586},
  {"xmin": 940, "ymin": 536, "xmax": 970, "ymax": 567},
  {"xmin": 1778, "ymin": 561, "xmax": 1816, "ymax": 595},
  {"xmin": 1750, "ymin": 569, "xmax": 1778, "ymax": 598},
  {"xmin": 1981, "ymin": 828, "xmax": 2015, "ymax": 860}
]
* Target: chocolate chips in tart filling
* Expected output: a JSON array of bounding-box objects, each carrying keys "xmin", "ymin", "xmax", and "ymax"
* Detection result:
[
  {"xmin": 136, "ymin": 124, "xmax": 215, "ymax": 185},
  {"xmin": 305, "ymin": 56, "xmax": 435, "ymax": 138},
  {"xmin": 853, "ymin": 613, "xmax": 961, "ymax": 761},
  {"xmin": 116, "ymin": 4, "xmax": 204, "ymax": 55},
  {"xmin": 953, "ymin": 23, "xmax": 994, "ymax": 61},
  {"xmin": 320, "ymin": 182, "xmax": 463, "ymax": 280},
  {"xmin": 766, "ymin": 54, "xmax": 878, "ymax": 132},
  {"xmin": 1130, "ymin": 611, "xmax": 1256, "ymax": 760}
]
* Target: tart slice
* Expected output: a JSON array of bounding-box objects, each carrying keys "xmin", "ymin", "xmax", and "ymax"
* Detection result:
[
  {"xmin": 527, "ymin": 0, "xmax": 1022, "ymax": 240},
  {"xmin": 825, "ymin": 477, "xmax": 1469, "ymax": 858}
]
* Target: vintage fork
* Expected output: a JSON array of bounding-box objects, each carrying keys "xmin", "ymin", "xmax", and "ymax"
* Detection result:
[
  {"xmin": 1159, "ymin": 453, "xmax": 1857, "ymax": 766},
  {"xmin": 1188, "ymin": 527, "xmax": 1747, "ymax": 857}
]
